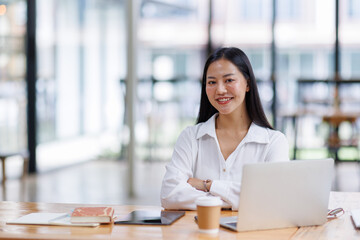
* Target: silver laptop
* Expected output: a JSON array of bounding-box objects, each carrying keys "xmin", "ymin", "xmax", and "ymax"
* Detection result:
[{"xmin": 220, "ymin": 158, "xmax": 334, "ymax": 232}]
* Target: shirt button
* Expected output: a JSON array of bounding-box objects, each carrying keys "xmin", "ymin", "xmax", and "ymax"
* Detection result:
[{"xmin": 223, "ymin": 168, "xmax": 226, "ymax": 172}]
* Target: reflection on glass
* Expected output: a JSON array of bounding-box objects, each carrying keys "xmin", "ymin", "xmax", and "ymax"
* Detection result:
[
  {"xmin": 276, "ymin": 0, "xmax": 335, "ymax": 111},
  {"xmin": 0, "ymin": 0, "xmax": 27, "ymax": 153},
  {"xmin": 36, "ymin": 0, "xmax": 126, "ymax": 170},
  {"xmin": 3, "ymin": 0, "xmax": 360, "ymax": 167},
  {"xmin": 141, "ymin": 0, "xmax": 198, "ymax": 19},
  {"xmin": 137, "ymin": 0, "xmax": 207, "ymax": 162},
  {"xmin": 153, "ymin": 55, "xmax": 174, "ymax": 81}
]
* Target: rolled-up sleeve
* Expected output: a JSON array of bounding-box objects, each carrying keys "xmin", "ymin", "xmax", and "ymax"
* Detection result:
[
  {"xmin": 160, "ymin": 128, "xmax": 207, "ymax": 210},
  {"xmin": 209, "ymin": 180, "xmax": 240, "ymax": 210}
]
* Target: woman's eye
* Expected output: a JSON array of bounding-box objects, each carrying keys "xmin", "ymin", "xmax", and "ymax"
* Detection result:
[
  {"xmin": 207, "ymin": 81, "xmax": 216, "ymax": 85},
  {"xmin": 226, "ymin": 79, "xmax": 234, "ymax": 83}
]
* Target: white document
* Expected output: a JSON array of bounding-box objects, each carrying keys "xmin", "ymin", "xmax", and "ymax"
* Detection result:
[{"xmin": 7, "ymin": 213, "xmax": 99, "ymax": 227}]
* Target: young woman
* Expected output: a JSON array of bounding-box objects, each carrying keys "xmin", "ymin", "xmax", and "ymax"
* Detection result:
[{"xmin": 160, "ymin": 47, "xmax": 289, "ymax": 210}]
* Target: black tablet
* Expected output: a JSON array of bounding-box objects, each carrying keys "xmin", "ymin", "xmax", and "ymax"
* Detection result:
[{"xmin": 114, "ymin": 210, "xmax": 185, "ymax": 225}]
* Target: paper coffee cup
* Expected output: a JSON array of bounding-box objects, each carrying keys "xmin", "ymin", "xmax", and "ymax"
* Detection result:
[{"xmin": 195, "ymin": 196, "xmax": 222, "ymax": 234}]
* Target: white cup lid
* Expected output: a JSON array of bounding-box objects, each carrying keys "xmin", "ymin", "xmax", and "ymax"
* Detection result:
[{"xmin": 195, "ymin": 196, "xmax": 222, "ymax": 207}]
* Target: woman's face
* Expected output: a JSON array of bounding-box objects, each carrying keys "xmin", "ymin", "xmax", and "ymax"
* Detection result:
[{"xmin": 205, "ymin": 58, "xmax": 249, "ymax": 116}]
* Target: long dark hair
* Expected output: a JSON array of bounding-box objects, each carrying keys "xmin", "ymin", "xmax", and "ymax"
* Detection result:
[{"xmin": 196, "ymin": 47, "xmax": 273, "ymax": 129}]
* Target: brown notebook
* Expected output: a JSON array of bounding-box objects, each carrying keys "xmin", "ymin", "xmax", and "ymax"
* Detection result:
[{"xmin": 71, "ymin": 207, "xmax": 114, "ymax": 223}]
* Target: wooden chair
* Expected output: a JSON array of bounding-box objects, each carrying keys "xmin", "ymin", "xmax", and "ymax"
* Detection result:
[{"xmin": 0, "ymin": 151, "xmax": 29, "ymax": 184}]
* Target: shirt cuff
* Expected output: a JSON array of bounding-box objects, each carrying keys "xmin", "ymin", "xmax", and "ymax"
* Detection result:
[{"xmin": 209, "ymin": 180, "xmax": 230, "ymax": 202}]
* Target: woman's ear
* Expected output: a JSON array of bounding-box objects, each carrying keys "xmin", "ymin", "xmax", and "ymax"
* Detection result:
[{"xmin": 246, "ymin": 81, "xmax": 250, "ymax": 92}]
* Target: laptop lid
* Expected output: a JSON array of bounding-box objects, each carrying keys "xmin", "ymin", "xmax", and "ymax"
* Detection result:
[{"xmin": 235, "ymin": 158, "xmax": 334, "ymax": 232}]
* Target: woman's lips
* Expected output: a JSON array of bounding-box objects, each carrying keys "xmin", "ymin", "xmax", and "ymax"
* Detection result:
[{"xmin": 216, "ymin": 97, "xmax": 232, "ymax": 104}]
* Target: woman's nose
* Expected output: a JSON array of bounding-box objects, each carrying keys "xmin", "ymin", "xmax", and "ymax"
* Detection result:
[{"xmin": 216, "ymin": 83, "xmax": 227, "ymax": 94}]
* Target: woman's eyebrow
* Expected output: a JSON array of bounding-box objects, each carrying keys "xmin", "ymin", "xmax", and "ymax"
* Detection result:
[
  {"xmin": 223, "ymin": 73, "xmax": 235, "ymax": 78},
  {"xmin": 207, "ymin": 73, "xmax": 235, "ymax": 79}
]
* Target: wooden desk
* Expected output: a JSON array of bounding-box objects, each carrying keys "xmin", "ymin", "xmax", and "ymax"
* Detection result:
[{"xmin": 0, "ymin": 192, "xmax": 359, "ymax": 239}]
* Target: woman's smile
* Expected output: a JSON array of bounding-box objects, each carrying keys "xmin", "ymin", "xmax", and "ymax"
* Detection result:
[{"xmin": 216, "ymin": 97, "xmax": 233, "ymax": 104}]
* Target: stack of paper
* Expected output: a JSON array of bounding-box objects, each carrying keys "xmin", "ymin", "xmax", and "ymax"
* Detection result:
[{"xmin": 7, "ymin": 213, "xmax": 99, "ymax": 227}]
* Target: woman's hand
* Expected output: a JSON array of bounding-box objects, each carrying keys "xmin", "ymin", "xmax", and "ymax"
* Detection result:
[{"xmin": 187, "ymin": 178, "xmax": 212, "ymax": 192}]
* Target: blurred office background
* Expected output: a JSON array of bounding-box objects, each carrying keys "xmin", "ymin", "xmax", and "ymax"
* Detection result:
[{"xmin": 1, "ymin": 0, "xmax": 360, "ymax": 205}]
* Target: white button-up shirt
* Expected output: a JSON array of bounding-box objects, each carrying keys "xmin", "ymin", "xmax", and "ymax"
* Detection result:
[{"xmin": 160, "ymin": 114, "xmax": 289, "ymax": 210}]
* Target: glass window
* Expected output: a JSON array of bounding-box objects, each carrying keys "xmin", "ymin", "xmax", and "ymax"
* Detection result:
[
  {"xmin": 141, "ymin": 0, "xmax": 198, "ymax": 19},
  {"xmin": 277, "ymin": 0, "xmax": 300, "ymax": 20},
  {"xmin": 240, "ymin": 0, "xmax": 270, "ymax": 21},
  {"xmin": 278, "ymin": 53, "xmax": 290, "ymax": 76},
  {"xmin": 137, "ymin": 1, "xmax": 207, "ymax": 162},
  {"xmin": 276, "ymin": 0, "xmax": 335, "ymax": 110},
  {"xmin": 300, "ymin": 53, "xmax": 314, "ymax": 77},
  {"xmin": 347, "ymin": 0, "xmax": 360, "ymax": 19},
  {"xmin": 340, "ymin": 0, "xmax": 360, "ymax": 79},
  {"xmin": 350, "ymin": 52, "xmax": 360, "ymax": 76},
  {"xmin": 328, "ymin": 52, "xmax": 335, "ymax": 77},
  {"xmin": 36, "ymin": 0, "xmax": 126, "ymax": 171},
  {"xmin": 275, "ymin": 0, "xmax": 336, "ymax": 154},
  {"xmin": 247, "ymin": 51, "xmax": 264, "ymax": 73},
  {"xmin": 0, "ymin": 0, "xmax": 27, "ymax": 153}
]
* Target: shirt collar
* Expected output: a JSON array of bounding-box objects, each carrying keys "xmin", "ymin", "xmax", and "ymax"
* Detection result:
[
  {"xmin": 196, "ymin": 114, "xmax": 270, "ymax": 144},
  {"xmin": 196, "ymin": 114, "xmax": 217, "ymax": 139},
  {"xmin": 245, "ymin": 122, "xmax": 270, "ymax": 144}
]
